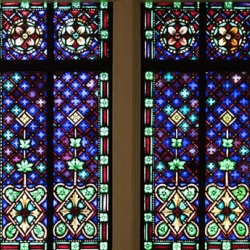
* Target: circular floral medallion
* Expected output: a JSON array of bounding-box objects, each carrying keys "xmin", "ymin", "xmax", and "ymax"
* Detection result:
[
  {"xmin": 160, "ymin": 19, "xmax": 196, "ymax": 54},
  {"xmin": 58, "ymin": 18, "xmax": 92, "ymax": 54},
  {"xmin": 211, "ymin": 19, "xmax": 246, "ymax": 54},
  {"xmin": 7, "ymin": 19, "xmax": 43, "ymax": 55}
]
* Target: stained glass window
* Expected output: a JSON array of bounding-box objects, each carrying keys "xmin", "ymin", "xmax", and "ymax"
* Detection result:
[
  {"xmin": 54, "ymin": 2, "xmax": 110, "ymax": 60},
  {"xmin": 1, "ymin": 2, "xmax": 111, "ymax": 250},
  {"xmin": 2, "ymin": 2, "xmax": 47, "ymax": 60},
  {"xmin": 144, "ymin": 2, "xmax": 199, "ymax": 60},
  {"xmin": 205, "ymin": 72, "xmax": 249, "ymax": 248},
  {"xmin": 144, "ymin": 72, "xmax": 200, "ymax": 248},
  {"xmin": 2, "ymin": 72, "xmax": 48, "ymax": 244},
  {"xmin": 53, "ymin": 71, "xmax": 110, "ymax": 248},
  {"xmin": 142, "ymin": 2, "xmax": 250, "ymax": 250},
  {"xmin": 206, "ymin": 2, "xmax": 250, "ymax": 60}
]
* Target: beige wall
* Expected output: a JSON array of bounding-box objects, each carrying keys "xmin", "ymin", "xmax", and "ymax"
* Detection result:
[{"xmin": 113, "ymin": 0, "xmax": 140, "ymax": 249}]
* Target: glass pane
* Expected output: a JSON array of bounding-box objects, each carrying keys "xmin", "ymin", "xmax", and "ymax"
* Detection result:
[
  {"xmin": 205, "ymin": 72, "xmax": 250, "ymax": 248},
  {"xmin": 206, "ymin": 2, "xmax": 250, "ymax": 60},
  {"xmin": 144, "ymin": 2, "xmax": 199, "ymax": 60},
  {"xmin": 1, "ymin": 72, "xmax": 47, "ymax": 249},
  {"xmin": 1, "ymin": 2, "xmax": 47, "ymax": 60},
  {"xmin": 54, "ymin": 2, "xmax": 110, "ymax": 60},
  {"xmin": 53, "ymin": 72, "xmax": 110, "ymax": 249},
  {"xmin": 143, "ymin": 71, "xmax": 200, "ymax": 249}
]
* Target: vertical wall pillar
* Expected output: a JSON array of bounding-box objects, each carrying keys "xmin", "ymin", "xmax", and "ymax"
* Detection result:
[{"xmin": 113, "ymin": 0, "xmax": 140, "ymax": 249}]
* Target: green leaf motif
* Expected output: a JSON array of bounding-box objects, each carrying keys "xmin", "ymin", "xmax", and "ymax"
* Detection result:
[
  {"xmin": 157, "ymin": 222, "xmax": 169, "ymax": 237},
  {"xmin": 70, "ymin": 138, "xmax": 81, "ymax": 148},
  {"xmin": 34, "ymin": 224, "xmax": 44, "ymax": 238},
  {"xmin": 218, "ymin": 158, "xmax": 236, "ymax": 171},
  {"xmin": 30, "ymin": 188, "xmax": 45, "ymax": 203},
  {"xmin": 6, "ymin": 224, "xmax": 17, "ymax": 238},
  {"xmin": 186, "ymin": 222, "xmax": 197, "ymax": 237},
  {"xmin": 207, "ymin": 186, "xmax": 223, "ymax": 201},
  {"xmin": 168, "ymin": 158, "xmax": 185, "ymax": 170},
  {"xmin": 71, "ymin": 242, "xmax": 80, "ymax": 250},
  {"xmin": 55, "ymin": 222, "xmax": 67, "ymax": 236},
  {"xmin": 80, "ymin": 186, "xmax": 96, "ymax": 201},
  {"xmin": 171, "ymin": 138, "xmax": 182, "ymax": 148},
  {"xmin": 100, "ymin": 242, "xmax": 108, "ymax": 250},
  {"xmin": 83, "ymin": 222, "xmax": 95, "ymax": 237},
  {"xmin": 67, "ymin": 158, "xmax": 85, "ymax": 171},
  {"xmin": 182, "ymin": 187, "xmax": 197, "ymax": 201},
  {"xmin": 20, "ymin": 139, "xmax": 31, "ymax": 149},
  {"xmin": 144, "ymin": 242, "xmax": 152, "ymax": 250},
  {"xmin": 157, "ymin": 186, "xmax": 171, "ymax": 202},
  {"xmin": 17, "ymin": 159, "xmax": 33, "ymax": 173},
  {"xmin": 144, "ymin": 213, "xmax": 152, "ymax": 222},
  {"xmin": 232, "ymin": 186, "xmax": 247, "ymax": 202},
  {"xmin": 5, "ymin": 188, "xmax": 20, "ymax": 202},
  {"xmin": 173, "ymin": 243, "xmax": 181, "ymax": 250},
  {"xmin": 236, "ymin": 222, "xmax": 247, "ymax": 236},
  {"xmin": 222, "ymin": 138, "xmax": 233, "ymax": 148},
  {"xmin": 207, "ymin": 222, "xmax": 219, "ymax": 237},
  {"xmin": 222, "ymin": 242, "xmax": 231, "ymax": 250},
  {"xmin": 55, "ymin": 186, "xmax": 71, "ymax": 201}
]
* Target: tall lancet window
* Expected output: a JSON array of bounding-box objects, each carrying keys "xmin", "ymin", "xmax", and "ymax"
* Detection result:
[
  {"xmin": 1, "ymin": 2, "xmax": 112, "ymax": 250},
  {"xmin": 142, "ymin": 2, "xmax": 250, "ymax": 250}
]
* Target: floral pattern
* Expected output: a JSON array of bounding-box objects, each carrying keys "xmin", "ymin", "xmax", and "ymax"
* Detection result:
[
  {"xmin": 160, "ymin": 19, "xmax": 195, "ymax": 54},
  {"xmin": 7, "ymin": 19, "xmax": 43, "ymax": 55},
  {"xmin": 9, "ymin": 194, "xmax": 41, "ymax": 233},
  {"xmin": 210, "ymin": 192, "xmax": 242, "ymax": 231},
  {"xmin": 54, "ymin": 185, "xmax": 97, "ymax": 239},
  {"xmin": 161, "ymin": 192, "xmax": 193, "ymax": 232},
  {"xmin": 168, "ymin": 26, "xmax": 188, "ymax": 47},
  {"xmin": 155, "ymin": 184, "xmax": 199, "ymax": 239},
  {"xmin": 59, "ymin": 192, "xmax": 91, "ymax": 231},
  {"xmin": 58, "ymin": 19, "xmax": 92, "ymax": 54},
  {"xmin": 206, "ymin": 117, "xmax": 249, "ymax": 239},
  {"xmin": 206, "ymin": 187, "xmax": 248, "ymax": 238},
  {"xmin": 3, "ymin": 186, "xmax": 47, "ymax": 240},
  {"xmin": 211, "ymin": 20, "xmax": 246, "ymax": 54}
]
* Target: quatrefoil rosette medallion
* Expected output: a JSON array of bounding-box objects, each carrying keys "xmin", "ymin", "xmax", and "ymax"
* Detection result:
[
  {"xmin": 53, "ymin": 183, "xmax": 98, "ymax": 239},
  {"xmin": 7, "ymin": 18, "xmax": 44, "ymax": 55},
  {"xmin": 155, "ymin": 183, "xmax": 199, "ymax": 239},
  {"xmin": 160, "ymin": 19, "xmax": 196, "ymax": 54},
  {"xmin": 206, "ymin": 183, "xmax": 249, "ymax": 239},
  {"xmin": 3, "ymin": 185, "xmax": 47, "ymax": 240},
  {"xmin": 58, "ymin": 18, "xmax": 93, "ymax": 54}
]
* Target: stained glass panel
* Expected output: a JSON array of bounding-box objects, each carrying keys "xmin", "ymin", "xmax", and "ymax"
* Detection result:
[
  {"xmin": 144, "ymin": 2, "xmax": 199, "ymax": 60},
  {"xmin": 1, "ymin": 72, "xmax": 47, "ymax": 248},
  {"xmin": 53, "ymin": 72, "xmax": 110, "ymax": 249},
  {"xmin": 1, "ymin": 2, "xmax": 47, "ymax": 60},
  {"xmin": 206, "ymin": 2, "xmax": 250, "ymax": 60},
  {"xmin": 143, "ymin": 71, "xmax": 200, "ymax": 249},
  {"xmin": 143, "ymin": 2, "xmax": 250, "ymax": 249},
  {"xmin": 205, "ymin": 72, "xmax": 250, "ymax": 246},
  {"xmin": 1, "ymin": 2, "xmax": 111, "ymax": 249},
  {"xmin": 54, "ymin": 2, "xmax": 110, "ymax": 60}
]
